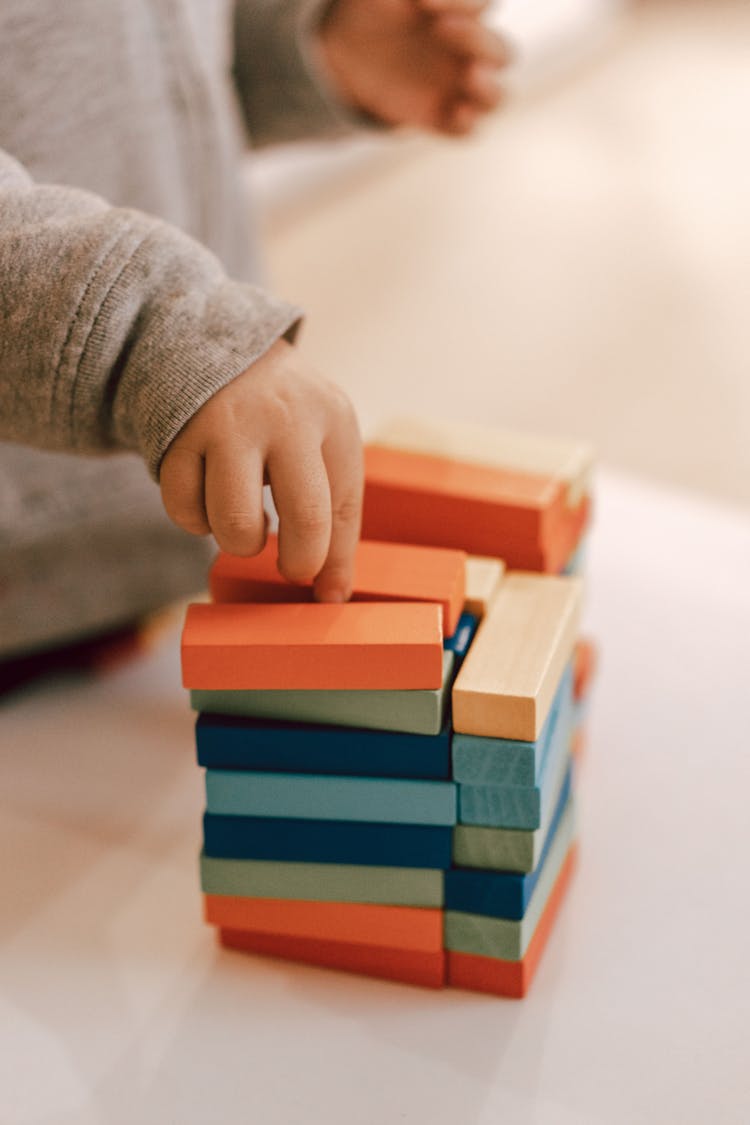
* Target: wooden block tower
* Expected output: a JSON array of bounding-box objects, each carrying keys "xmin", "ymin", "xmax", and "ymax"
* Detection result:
[{"xmin": 180, "ymin": 418, "xmax": 596, "ymax": 995}]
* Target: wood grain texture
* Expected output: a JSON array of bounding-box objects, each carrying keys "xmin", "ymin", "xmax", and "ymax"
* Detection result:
[
  {"xmin": 362, "ymin": 445, "xmax": 590, "ymax": 573},
  {"xmin": 181, "ymin": 601, "xmax": 443, "ymax": 690},
  {"xmin": 373, "ymin": 416, "xmax": 594, "ymax": 508},
  {"xmin": 452, "ymin": 573, "xmax": 582, "ymax": 740},
  {"xmin": 464, "ymin": 556, "xmax": 506, "ymax": 619},
  {"xmin": 210, "ymin": 536, "xmax": 466, "ymax": 636}
]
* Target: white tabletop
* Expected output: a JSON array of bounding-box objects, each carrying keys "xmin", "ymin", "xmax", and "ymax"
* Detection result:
[{"xmin": 2, "ymin": 469, "xmax": 749, "ymax": 1125}]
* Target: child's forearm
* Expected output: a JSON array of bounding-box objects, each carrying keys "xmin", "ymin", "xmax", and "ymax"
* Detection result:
[
  {"xmin": 0, "ymin": 147, "xmax": 363, "ymax": 600},
  {"xmin": 0, "ymin": 148, "xmax": 299, "ymax": 477}
]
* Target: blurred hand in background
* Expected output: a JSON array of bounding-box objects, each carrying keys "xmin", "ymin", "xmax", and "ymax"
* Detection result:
[{"xmin": 318, "ymin": 0, "xmax": 513, "ymax": 135}]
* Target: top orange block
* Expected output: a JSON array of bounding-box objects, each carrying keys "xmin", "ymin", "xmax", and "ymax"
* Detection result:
[
  {"xmin": 362, "ymin": 446, "xmax": 589, "ymax": 573},
  {"xmin": 209, "ymin": 536, "xmax": 466, "ymax": 636},
  {"xmin": 181, "ymin": 601, "xmax": 444, "ymax": 691}
]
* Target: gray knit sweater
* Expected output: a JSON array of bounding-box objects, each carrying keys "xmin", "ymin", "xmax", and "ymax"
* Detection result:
[{"xmin": 0, "ymin": 0, "xmax": 357, "ymax": 657}]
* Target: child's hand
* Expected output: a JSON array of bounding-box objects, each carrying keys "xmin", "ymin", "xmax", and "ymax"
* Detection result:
[
  {"xmin": 159, "ymin": 339, "xmax": 363, "ymax": 603},
  {"xmin": 318, "ymin": 0, "xmax": 512, "ymax": 136}
]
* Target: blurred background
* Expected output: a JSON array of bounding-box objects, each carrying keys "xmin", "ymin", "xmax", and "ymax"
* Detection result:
[{"xmin": 249, "ymin": 0, "xmax": 749, "ymax": 508}]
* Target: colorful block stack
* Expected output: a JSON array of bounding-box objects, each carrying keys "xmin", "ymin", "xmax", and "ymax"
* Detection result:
[{"xmin": 180, "ymin": 418, "xmax": 596, "ymax": 996}]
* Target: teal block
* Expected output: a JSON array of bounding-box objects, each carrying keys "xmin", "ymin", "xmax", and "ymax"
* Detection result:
[
  {"xmin": 457, "ymin": 679, "xmax": 573, "ymax": 830},
  {"xmin": 205, "ymin": 771, "xmax": 457, "ymax": 826},
  {"xmin": 200, "ymin": 854, "xmax": 443, "ymax": 907},
  {"xmin": 452, "ymin": 664, "xmax": 573, "ymax": 787},
  {"xmin": 452, "ymin": 763, "xmax": 572, "ymax": 873},
  {"xmin": 191, "ymin": 651, "xmax": 454, "ymax": 736},
  {"xmin": 444, "ymin": 796, "xmax": 575, "ymax": 960},
  {"xmin": 452, "ymin": 760, "xmax": 575, "ymax": 873}
]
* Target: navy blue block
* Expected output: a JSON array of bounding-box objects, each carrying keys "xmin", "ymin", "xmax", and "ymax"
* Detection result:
[
  {"xmin": 444, "ymin": 766, "xmax": 573, "ymax": 919},
  {"xmin": 196, "ymin": 714, "xmax": 451, "ymax": 779},
  {"xmin": 443, "ymin": 613, "xmax": 479, "ymax": 670},
  {"xmin": 203, "ymin": 814, "xmax": 453, "ymax": 869}
]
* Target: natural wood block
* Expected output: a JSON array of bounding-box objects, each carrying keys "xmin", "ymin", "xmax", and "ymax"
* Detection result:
[
  {"xmin": 464, "ymin": 556, "xmax": 506, "ymax": 619},
  {"xmin": 190, "ymin": 651, "xmax": 454, "ymax": 736},
  {"xmin": 204, "ymin": 895, "xmax": 443, "ymax": 952},
  {"xmin": 210, "ymin": 535, "xmax": 466, "ymax": 636},
  {"xmin": 452, "ymin": 573, "xmax": 582, "ymax": 740},
  {"xmin": 201, "ymin": 855, "xmax": 444, "ymax": 907},
  {"xmin": 447, "ymin": 845, "xmax": 577, "ymax": 998},
  {"xmin": 452, "ymin": 664, "xmax": 573, "ymax": 787},
  {"xmin": 219, "ymin": 930, "xmax": 446, "ymax": 989},
  {"xmin": 362, "ymin": 445, "xmax": 590, "ymax": 573},
  {"xmin": 181, "ymin": 601, "xmax": 443, "ymax": 691},
  {"xmin": 373, "ymin": 416, "xmax": 594, "ymax": 507}
]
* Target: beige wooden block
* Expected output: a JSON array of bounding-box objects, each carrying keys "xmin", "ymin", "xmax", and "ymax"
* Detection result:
[
  {"xmin": 373, "ymin": 416, "xmax": 593, "ymax": 507},
  {"xmin": 452, "ymin": 573, "xmax": 582, "ymax": 740},
  {"xmin": 465, "ymin": 556, "xmax": 506, "ymax": 619}
]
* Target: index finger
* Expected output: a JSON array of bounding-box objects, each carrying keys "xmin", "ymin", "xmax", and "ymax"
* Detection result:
[{"xmin": 313, "ymin": 411, "xmax": 364, "ymax": 604}]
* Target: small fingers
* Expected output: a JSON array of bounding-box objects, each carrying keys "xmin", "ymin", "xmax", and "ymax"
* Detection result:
[
  {"xmin": 462, "ymin": 59, "xmax": 505, "ymax": 110},
  {"xmin": 432, "ymin": 14, "xmax": 514, "ymax": 67},
  {"xmin": 269, "ymin": 442, "xmax": 332, "ymax": 585},
  {"xmin": 160, "ymin": 445, "xmax": 210, "ymax": 536},
  {"xmin": 439, "ymin": 99, "xmax": 483, "ymax": 136},
  {"xmin": 204, "ymin": 442, "xmax": 267, "ymax": 556},
  {"xmin": 313, "ymin": 406, "xmax": 364, "ymax": 604}
]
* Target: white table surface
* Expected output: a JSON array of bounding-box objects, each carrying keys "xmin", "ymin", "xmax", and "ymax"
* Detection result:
[{"xmin": 2, "ymin": 469, "xmax": 749, "ymax": 1125}]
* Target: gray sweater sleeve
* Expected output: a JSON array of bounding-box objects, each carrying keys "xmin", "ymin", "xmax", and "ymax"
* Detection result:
[
  {"xmin": 232, "ymin": 0, "xmax": 362, "ymax": 146},
  {"xmin": 0, "ymin": 150, "xmax": 301, "ymax": 480}
]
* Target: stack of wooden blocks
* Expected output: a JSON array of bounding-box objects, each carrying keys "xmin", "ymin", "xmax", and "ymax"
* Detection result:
[{"xmin": 180, "ymin": 418, "xmax": 595, "ymax": 996}]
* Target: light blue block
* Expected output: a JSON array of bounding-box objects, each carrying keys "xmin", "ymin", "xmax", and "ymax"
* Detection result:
[
  {"xmin": 457, "ymin": 673, "xmax": 574, "ymax": 830},
  {"xmin": 452, "ymin": 664, "xmax": 573, "ymax": 787},
  {"xmin": 191, "ymin": 651, "xmax": 454, "ymax": 736},
  {"xmin": 205, "ymin": 771, "xmax": 457, "ymax": 826}
]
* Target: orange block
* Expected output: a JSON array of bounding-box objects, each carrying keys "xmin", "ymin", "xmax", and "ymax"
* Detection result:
[
  {"xmin": 362, "ymin": 445, "xmax": 590, "ymax": 573},
  {"xmin": 571, "ymin": 728, "xmax": 587, "ymax": 759},
  {"xmin": 219, "ymin": 930, "xmax": 446, "ymax": 989},
  {"xmin": 204, "ymin": 895, "xmax": 444, "ymax": 952},
  {"xmin": 447, "ymin": 845, "xmax": 577, "ymax": 998},
  {"xmin": 574, "ymin": 637, "xmax": 598, "ymax": 702},
  {"xmin": 209, "ymin": 535, "xmax": 466, "ymax": 636},
  {"xmin": 181, "ymin": 601, "xmax": 444, "ymax": 690}
]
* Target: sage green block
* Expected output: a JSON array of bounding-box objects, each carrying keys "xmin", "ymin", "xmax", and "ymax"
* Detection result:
[
  {"xmin": 444, "ymin": 797, "xmax": 575, "ymax": 960},
  {"xmin": 200, "ymin": 854, "xmax": 444, "ymax": 907},
  {"xmin": 452, "ymin": 757, "xmax": 570, "ymax": 873},
  {"xmin": 191, "ymin": 651, "xmax": 454, "ymax": 735}
]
